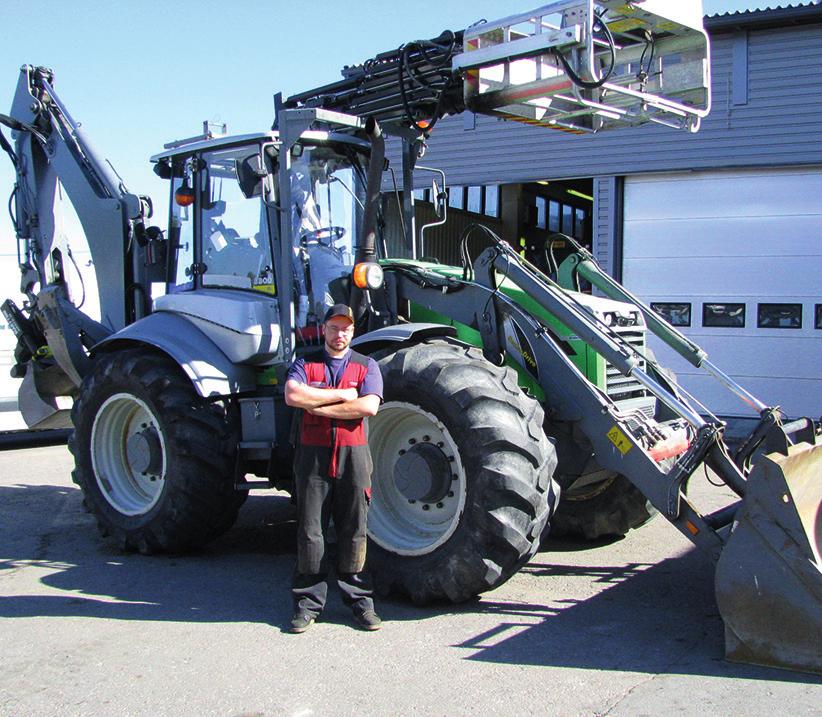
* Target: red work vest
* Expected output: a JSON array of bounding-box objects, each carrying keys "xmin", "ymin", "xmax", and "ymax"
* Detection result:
[{"xmin": 300, "ymin": 351, "xmax": 370, "ymax": 476}]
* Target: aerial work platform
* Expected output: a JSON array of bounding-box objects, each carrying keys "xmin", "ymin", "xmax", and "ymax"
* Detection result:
[{"xmin": 286, "ymin": 1, "xmax": 711, "ymax": 135}]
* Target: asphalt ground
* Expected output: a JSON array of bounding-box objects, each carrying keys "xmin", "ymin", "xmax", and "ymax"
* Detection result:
[{"xmin": 1, "ymin": 445, "xmax": 820, "ymax": 717}]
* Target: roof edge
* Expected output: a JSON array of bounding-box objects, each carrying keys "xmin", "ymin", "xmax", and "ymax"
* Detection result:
[{"xmin": 706, "ymin": 4, "xmax": 822, "ymax": 32}]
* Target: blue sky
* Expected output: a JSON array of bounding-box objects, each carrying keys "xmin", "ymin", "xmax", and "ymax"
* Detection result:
[{"xmin": 0, "ymin": 1, "xmax": 783, "ymax": 244}]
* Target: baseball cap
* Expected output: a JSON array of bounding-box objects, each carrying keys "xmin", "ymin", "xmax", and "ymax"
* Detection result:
[{"xmin": 322, "ymin": 303, "xmax": 355, "ymax": 324}]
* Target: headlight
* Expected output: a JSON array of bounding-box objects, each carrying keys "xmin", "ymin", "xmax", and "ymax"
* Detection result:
[{"xmin": 352, "ymin": 262, "xmax": 384, "ymax": 290}]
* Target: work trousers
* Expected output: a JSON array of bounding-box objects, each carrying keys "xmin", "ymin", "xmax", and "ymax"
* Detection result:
[{"xmin": 292, "ymin": 444, "xmax": 374, "ymax": 616}]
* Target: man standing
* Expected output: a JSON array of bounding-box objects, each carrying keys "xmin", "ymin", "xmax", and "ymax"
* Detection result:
[{"xmin": 284, "ymin": 304, "xmax": 383, "ymax": 633}]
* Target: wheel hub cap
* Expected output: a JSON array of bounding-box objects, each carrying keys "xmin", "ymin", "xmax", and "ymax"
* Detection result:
[
  {"xmin": 367, "ymin": 402, "xmax": 466, "ymax": 556},
  {"xmin": 126, "ymin": 428, "xmax": 163, "ymax": 476},
  {"xmin": 395, "ymin": 442, "xmax": 452, "ymax": 504},
  {"xmin": 91, "ymin": 393, "xmax": 167, "ymax": 516}
]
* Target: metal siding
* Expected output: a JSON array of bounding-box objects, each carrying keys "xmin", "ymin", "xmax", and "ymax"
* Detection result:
[
  {"xmin": 732, "ymin": 31, "xmax": 749, "ymax": 106},
  {"xmin": 387, "ymin": 23, "xmax": 822, "ymax": 188},
  {"xmin": 592, "ymin": 176, "xmax": 616, "ymax": 280}
]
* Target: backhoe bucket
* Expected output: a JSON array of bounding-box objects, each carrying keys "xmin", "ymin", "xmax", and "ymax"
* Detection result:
[{"xmin": 715, "ymin": 441, "xmax": 822, "ymax": 674}]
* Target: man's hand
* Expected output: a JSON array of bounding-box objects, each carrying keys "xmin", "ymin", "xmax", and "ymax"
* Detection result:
[{"xmin": 337, "ymin": 388, "xmax": 359, "ymax": 403}]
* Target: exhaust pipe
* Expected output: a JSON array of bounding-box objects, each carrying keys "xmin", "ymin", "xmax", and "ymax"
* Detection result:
[
  {"xmin": 351, "ymin": 116, "xmax": 384, "ymax": 325},
  {"xmin": 357, "ymin": 115, "xmax": 384, "ymax": 264}
]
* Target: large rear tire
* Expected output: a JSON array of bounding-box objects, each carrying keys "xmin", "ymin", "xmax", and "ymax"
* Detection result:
[
  {"xmin": 69, "ymin": 349, "xmax": 243, "ymax": 553},
  {"xmin": 367, "ymin": 340, "xmax": 559, "ymax": 603}
]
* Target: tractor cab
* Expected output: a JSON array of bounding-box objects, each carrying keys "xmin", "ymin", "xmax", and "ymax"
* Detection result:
[{"xmin": 150, "ymin": 127, "xmax": 374, "ymax": 363}]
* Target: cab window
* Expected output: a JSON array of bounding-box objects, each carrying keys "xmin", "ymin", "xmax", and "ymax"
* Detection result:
[{"xmin": 201, "ymin": 146, "xmax": 276, "ymax": 294}]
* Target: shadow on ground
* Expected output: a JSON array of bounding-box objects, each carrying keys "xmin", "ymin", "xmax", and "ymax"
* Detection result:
[
  {"xmin": 450, "ymin": 537, "xmax": 822, "ymax": 684},
  {"xmin": 0, "ymin": 483, "xmax": 301, "ymax": 626},
  {"xmin": 1, "ymin": 482, "xmax": 819, "ymax": 685}
]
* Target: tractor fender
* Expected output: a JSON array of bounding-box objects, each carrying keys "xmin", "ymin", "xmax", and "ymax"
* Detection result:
[
  {"xmin": 351, "ymin": 322, "xmax": 457, "ymax": 354},
  {"xmin": 91, "ymin": 312, "xmax": 256, "ymax": 398}
]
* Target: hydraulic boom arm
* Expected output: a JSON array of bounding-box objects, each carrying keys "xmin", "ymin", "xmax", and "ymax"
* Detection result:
[{"xmin": 0, "ymin": 65, "xmax": 164, "ymax": 426}]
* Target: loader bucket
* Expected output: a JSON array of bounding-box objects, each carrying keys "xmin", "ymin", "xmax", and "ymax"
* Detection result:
[{"xmin": 715, "ymin": 441, "xmax": 822, "ymax": 674}]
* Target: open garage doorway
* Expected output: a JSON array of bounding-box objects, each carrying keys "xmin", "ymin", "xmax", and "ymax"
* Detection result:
[
  {"xmin": 393, "ymin": 177, "xmax": 594, "ymax": 276},
  {"xmin": 518, "ymin": 177, "xmax": 593, "ymax": 279}
]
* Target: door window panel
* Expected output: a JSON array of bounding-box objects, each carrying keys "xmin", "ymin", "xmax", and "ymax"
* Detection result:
[
  {"xmin": 484, "ymin": 185, "xmax": 499, "ymax": 217},
  {"xmin": 290, "ymin": 144, "xmax": 366, "ymax": 329},
  {"xmin": 202, "ymin": 146, "xmax": 276, "ymax": 294},
  {"xmin": 757, "ymin": 303, "xmax": 802, "ymax": 329},
  {"xmin": 703, "ymin": 303, "xmax": 745, "ymax": 328},
  {"xmin": 651, "ymin": 302, "xmax": 691, "ymax": 327}
]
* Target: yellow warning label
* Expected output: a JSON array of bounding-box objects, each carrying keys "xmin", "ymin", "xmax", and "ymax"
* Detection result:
[
  {"xmin": 607, "ymin": 426, "xmax": 633, "ymax": 455},
  {"xmin": 251, "ymin": 283, "xmax": 277, "ymax": 296},
  {"xmin": 606, "ymin": 19, "xmax": 645, "ymax": 33}
]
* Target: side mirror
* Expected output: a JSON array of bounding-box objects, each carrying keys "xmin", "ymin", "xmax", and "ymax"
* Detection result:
[{"xmin": 236, "ymin": 154, "xmax": 267, "ymax": 199}]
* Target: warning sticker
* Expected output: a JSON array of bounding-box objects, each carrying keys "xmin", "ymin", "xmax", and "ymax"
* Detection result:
[
  {"xmin": 607, "ymin": 426, "xmax": 633, "ymax": 455},
  {"xmin": 606, "ymin": 19, "xmax": 645, "ymax": 33}
]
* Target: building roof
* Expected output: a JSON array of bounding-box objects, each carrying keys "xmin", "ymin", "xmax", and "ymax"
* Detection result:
[
  {"xmin": 709, "ymin": 0, "xmax": 819, "ymax": 12},
  {"xmin": 706, "ymin": 2, "xmax": 822, "ymax": 30}
]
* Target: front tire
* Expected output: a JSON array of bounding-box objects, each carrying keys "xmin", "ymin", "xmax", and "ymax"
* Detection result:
[
  {"xmin": 69, "ymin": 349, "xmax": 243, "ymax": 553},
  {"xmin": 367, "ymin": 340, "xmax": 559, "ymax": 603},
  {"xmin": 548, "ymin": 349, "xmax": 680, "ymax": 541},
  {"xmin": 549, "ymin": 471, "xmax": 654, "ymax": 541}
]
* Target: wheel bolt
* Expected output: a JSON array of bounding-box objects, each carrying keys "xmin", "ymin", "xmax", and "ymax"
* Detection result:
[
  {"xmin": 399, "ymin": 449, "xmax": 406, "ymax": 456},
  {"xmin": 422, "ymin": 435, "xmax": 430, "ymax": 442},
  {"xmin": 448, "ymin": 491, "xmax": 454, "ymax": 497},
  {"xmin": 409, "ymin": 438, "xmax": 416, "ymax": 445},
  {"xmin": 436, "ymin": 502, "xmax": 443, "ymax": 509},
  {"xmin": 422, "ymin": 504, "xmax": 430, "ymax": 511},
  {"xmin": 437, "ymin": 441, "xmax": 444, "ymax": 448},
  {"xmin": 408, "ymin": 499, "xmax": 416, "ymax": 504}
]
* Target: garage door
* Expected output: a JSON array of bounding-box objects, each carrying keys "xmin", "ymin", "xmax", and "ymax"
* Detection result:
[{"xmin": 622, "ymin": 167, "xmax": 822, "ymax": 419}]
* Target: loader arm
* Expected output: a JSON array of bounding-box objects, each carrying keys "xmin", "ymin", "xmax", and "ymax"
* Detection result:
[
  {"xmin": 383, "ymin": 232, "xmax": 822, "ymax": 674},
  {"xmin": 387, "ymin": 241, "xmax": 740, "ymax": 555},
  {"xmin": 558, "ymin": 239, "xmax": 822, "ymax": 469}
]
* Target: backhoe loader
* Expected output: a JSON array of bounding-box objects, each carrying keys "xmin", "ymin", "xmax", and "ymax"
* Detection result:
[{"xmin": 1, "ymin": 1, "xmax": 819, "ymax": 673}]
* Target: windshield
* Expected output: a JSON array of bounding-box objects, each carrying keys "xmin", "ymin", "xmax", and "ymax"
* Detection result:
[
  {"xmin": 201, "ymin": 145, "xmax": 276, "ymax": 294},
  {"xmin": 290, "ymin": 144, "xmax": 367, "ymax": 332}
]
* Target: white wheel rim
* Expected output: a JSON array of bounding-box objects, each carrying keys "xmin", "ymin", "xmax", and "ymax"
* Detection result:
[
  {"xmin": 91, "ymin": 393, "xmax": 167, "ymax": 516},
  {"xmin": 368, "ymin": 401, "xmax": 466, "ymax": 556}
]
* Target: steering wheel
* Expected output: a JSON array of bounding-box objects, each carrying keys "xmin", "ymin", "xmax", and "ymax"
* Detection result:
[{"xmin": 301, "ymin": 226, "xmax": 346, "ymax": 247}]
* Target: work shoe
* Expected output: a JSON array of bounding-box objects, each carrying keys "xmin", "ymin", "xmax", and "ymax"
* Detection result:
[
  {"xmin": 353, "ymin": 609, "xmax": 382, "ymax": 631},
  {"xmin": 289, "ymin": 612, "xmax": 316, "ymax": 634}
]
